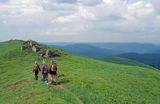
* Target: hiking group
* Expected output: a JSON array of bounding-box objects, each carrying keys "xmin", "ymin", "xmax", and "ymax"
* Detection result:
[{"xmin": 33, "ymin": 60, "xmax": 58, "ymax": 85}]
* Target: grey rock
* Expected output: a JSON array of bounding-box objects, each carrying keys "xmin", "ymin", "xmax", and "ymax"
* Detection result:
[{"xmin": 21, "ymin": 40, "xmax": 60, "ymax": 58}]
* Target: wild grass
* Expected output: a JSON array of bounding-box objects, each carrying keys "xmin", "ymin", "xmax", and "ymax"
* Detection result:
[{"xmin": 0, "ymin": 40, "xmax": 160, "ymax": 104}]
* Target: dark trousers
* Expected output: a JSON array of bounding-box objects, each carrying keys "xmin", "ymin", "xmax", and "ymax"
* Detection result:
[
  {"xmin": 35, "ymin": 73, "xmax": 38, "ymax": 80},
  {"xmin": 42, "ymin": 73, "xmax": 48, "ymax": 82}
]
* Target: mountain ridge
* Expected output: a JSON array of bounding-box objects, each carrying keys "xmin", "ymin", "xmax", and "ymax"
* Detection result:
[{"xmin": 52, "ymin": 43, "xmax": 160, "ymax": 69}]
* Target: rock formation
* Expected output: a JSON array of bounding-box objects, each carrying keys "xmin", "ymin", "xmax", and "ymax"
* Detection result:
[{"xmin": 21, "ymin": 40, "xmax": 60, "ymax": 58}]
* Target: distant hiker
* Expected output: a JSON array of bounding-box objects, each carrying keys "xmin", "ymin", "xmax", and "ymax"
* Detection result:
[
  {"xmin": 48, "ymin": 61, "xmax": 57, "ymax": 85},
  {"xmin": 33, "ymin": 61, "xmax": 41, "ymax": 80},
  {"xmin": 42, "ymin": 60, "xmax": 48, "ymax": 83}
]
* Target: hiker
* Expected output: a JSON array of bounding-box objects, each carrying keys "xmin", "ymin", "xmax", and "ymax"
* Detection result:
[
  {"xmin": 33, "ymin": 61, "xmax": 41, "ymax": 80},
  {"xmin": 48, "ymin": 61, "xmax": 58, "ymax": 85},
  {"xmin": 42, "ymin": 60, "xmax": 48, "ymax": 83}
]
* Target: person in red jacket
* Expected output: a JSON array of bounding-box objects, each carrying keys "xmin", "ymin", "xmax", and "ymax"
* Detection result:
[{"xmin": 33, "ymin": 61, "xmax": 41, "ymax": 80}]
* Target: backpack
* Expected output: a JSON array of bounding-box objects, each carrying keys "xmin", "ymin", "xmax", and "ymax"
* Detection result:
[
  {"xmin": 50, "ymin": 64, "xmax": 57, "ymax": 72},
  {"xmin": 43, "ymin": 65, "xmax": 47, "ymax": 74},
  {"xmin": 34, "ymin": 64, "xmax": 38, "ymax": 72}
]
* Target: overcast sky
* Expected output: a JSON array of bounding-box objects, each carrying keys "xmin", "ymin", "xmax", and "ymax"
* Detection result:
[{"xmin": 0, "ymin": 0, "xmax": 160, "ymax": 43}]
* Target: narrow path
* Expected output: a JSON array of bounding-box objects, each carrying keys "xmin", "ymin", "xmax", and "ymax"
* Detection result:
[{"xmin": 56, "ymin": 84, "xmax": 84, "ymax": 104}]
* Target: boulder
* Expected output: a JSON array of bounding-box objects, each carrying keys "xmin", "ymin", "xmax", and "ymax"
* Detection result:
[{"xmin": 45, "ymin": 50, "xmax": 60, "ymax": 57}]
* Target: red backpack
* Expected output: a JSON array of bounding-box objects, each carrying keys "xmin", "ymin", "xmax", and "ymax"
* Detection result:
[
  {"xmin": 50, "ymin": 64, "xmax": 57, "ymax": 72},
  {"xmin": 34, "ymin": 64, "xmax": 38, "ymax": 72}
]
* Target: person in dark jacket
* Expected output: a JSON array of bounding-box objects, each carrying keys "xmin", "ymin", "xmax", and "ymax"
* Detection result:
[{"xmin": 33, "ymin": 61, "xmax": 41, "ymax": 80}]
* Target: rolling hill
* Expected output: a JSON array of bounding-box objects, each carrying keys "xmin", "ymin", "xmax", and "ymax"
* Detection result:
[
  {"xmin": 53, "ymin": 43, "xmax": 160, "ymax": 69},
  {"xmin": 51, "ymin": 42, "xmax": 160, "ymax": 54},
  {"xmin": 56, "ymin": 43, "xmax": 124, "ymax": 57},
  {"xmin": 99, "ymin": 57, "xmax": 151, "ymax": 68},
  {"xmin": 0, "ymin": 40, "xmax": 160, "ymax": 104},
  {"xmin": 118, "ymin": 53, "xmax": 160, "ymax": 69},
  {"xmin": 91, "ymin": 43, "xmax": 160, "ymax": 53}
]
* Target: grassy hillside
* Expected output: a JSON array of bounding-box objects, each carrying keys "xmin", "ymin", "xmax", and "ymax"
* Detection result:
[
  {"xmin": 0, "ymin": 40, "xmax": 22, "ymax": 56},
  {"xmin": 0, "ymin": 40, "xmax": 160, "ymax": 104}
]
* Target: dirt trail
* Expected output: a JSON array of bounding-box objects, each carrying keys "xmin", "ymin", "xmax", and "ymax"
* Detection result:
[{"xmin": 56, "ymin": 84, "xmax": 84, "ymax": 104}]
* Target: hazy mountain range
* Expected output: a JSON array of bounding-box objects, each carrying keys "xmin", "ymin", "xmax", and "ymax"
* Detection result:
[{"xmin": 46, "ymin": 42, "xmax": 160, "ymax": 69}]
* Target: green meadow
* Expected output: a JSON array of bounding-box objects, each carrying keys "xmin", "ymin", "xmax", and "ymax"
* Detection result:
[{"xmin": 0, "ymin": 40, "xmax": 160, "ymax": 104}]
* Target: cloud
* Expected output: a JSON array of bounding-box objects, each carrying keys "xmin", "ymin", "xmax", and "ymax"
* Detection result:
[
  {"xmin": 55, "ymin": 0, "xmax": 78, "ymax": 4},
  {"xmin": 127, "ymin": 1, "xmax": 154, "ymax": 16},
  {"xmin": 0, "ymin": 0, "xmax": 43, "ymax": 16},
  {"xmin": 51, "ymin": 14, "xmax": 77, "ymax": 24},
  {"xmin": 103, "ymin": 0, "xmax": 126, "ymax": 5},
  {"xmin": 0, "ymin": 0, "xmax": 9, "ymax": 4},
  {"xmin": 37, "ymin": 0, "xmax": 78, "ymax": 17},
  {"xmin": 43, "ymin": 24, "xmax": 90, "ymax": 36},
  {"xmin": 80, "ymin": 0, "xmax": 102, "ymax": 6},
  {"xmin": 51, "ymin": 7, "xmax": 95, "ymax": 24},
  {"xmin": 115, "ymin": 1, "xmax": 157, "ymax": 33},
  {"xmin": 0, "ymin": 0, "xmax": 160, "ymax": 43}
]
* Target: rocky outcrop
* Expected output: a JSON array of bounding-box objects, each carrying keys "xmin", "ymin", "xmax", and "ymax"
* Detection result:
[
  {"xmin": 45, "ymin": 50, "xmax": 60, "ymax": 57},
  {"xmin": 22, "ymin": 40, "xmax": 40, "ymax": 52},
  {"xmin": 21, "ymin": 40, "xmax": 60, "ymax": 58}
]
